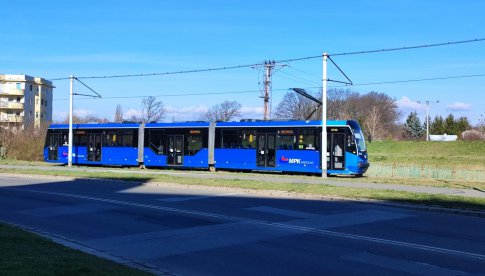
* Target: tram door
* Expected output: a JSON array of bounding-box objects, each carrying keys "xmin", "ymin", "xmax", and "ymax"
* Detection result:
[
  {"xmin": 48, "ymin": 133, "xmax": 60, "ymax": 160},
  {"xmin": 327, "ymin": 132, "xmax": 346, "ymax": 170},
  {"xmin": 256, "ymin": 134, "xmax": 276, "ymax": 167},
  {"xmin": 167, "ymin": 135, "xmax": 184, "ymax": 166},
  {"xmin": 87, "ymin": 133, "xmax": 102, "ymax": 161}
]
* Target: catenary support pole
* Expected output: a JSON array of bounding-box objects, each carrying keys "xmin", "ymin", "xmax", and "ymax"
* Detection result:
[
  {"xmin": 68, "ymin": 75, "xmax": 73, "ymax": 167},
  {"xmin": 321, "ymin": 53, "xmax": 328, "ymax": 178}
]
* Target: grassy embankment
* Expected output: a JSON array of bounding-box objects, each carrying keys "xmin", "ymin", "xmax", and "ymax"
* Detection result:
[
  {"xmin": 365, "ymin": 141, "xmax": 485, "ymax": 190},
  {"xmin": 0, "ymin": 223, "xmax": 152, "ymax": 275},
  {"xmin": 368, "ymin": 140, "xmax": 485, "ymax": 170}
]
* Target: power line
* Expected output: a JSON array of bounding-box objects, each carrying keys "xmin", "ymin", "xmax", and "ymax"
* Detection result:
[
  {"xmin": 330, "ymin": 38, "xmax": 485, "ymax": 57},
  {"xmin": 330, "ymin": 73, "xmax": 485, "ymax": 88},
  {"xmin": 52, "ymin": 72, "xmax": 485, "ymax": 101},
  {"xmin": 48, "ymin": 37, "xmax": 485, "ymax": 81},
  {"xmin": 54, "ymin": 88, "xmax": 288, "ymax": 101}
]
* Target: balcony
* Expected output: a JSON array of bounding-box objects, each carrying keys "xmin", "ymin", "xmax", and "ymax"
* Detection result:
[
  {"xmin": 0, "ymin": 88, "xmax": 25, "ymax": 96},
  {"xmin": 0, "ymin": 114, "xmax": 23, "ymax": 123},
  {"xmin": 0, "ymin": 102, "xmax": 24, "ymax": 109}
]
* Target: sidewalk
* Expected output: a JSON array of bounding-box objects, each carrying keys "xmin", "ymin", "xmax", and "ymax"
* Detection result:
[{"xmin": 1, "ymin": 164, "xmax": 484, "ymax": 199}]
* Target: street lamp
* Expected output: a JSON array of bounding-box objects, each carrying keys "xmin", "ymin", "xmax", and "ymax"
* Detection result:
[
  {"xmin": 321, "ymin": 53, "xmax": 328, "ymax": 178},
  {"xmin": 417, "ymin": 100, "xmax": 439, "ymax": 141}
]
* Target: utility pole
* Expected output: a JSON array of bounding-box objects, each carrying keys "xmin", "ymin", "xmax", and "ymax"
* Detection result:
[
  {"xmin": 321, "ymin": 53, "xmax": 328, "ymax": 178},
  {"xmin": 262, "ymin": 61, "xmax": 275, "ymax": 120},
  {"xmin": 252, "ymin": 61, "xmax": 285, "ymax": 120},
  {"xmin": 418, "ymin": 100, "xmax": 439, "ymax": 141},
  {"xmin": 68, "ymin": 75, "xmax": 74, "ymax": 167}
]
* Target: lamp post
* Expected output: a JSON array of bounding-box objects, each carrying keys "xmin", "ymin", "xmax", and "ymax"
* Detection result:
[
  {"xmin": 417, "ymin": 100, "xmax": 439, "ymax": 141},
  {"xmin": 68, "ymin": 75, "xmax": 74, "ymax": 167},
  {"xmin": 321, "ymin": 53, "xmax": 328, "ymax": 178}
]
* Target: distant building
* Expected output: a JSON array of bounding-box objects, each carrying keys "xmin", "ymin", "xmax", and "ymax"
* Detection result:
[{"xmin": 0, "ymin": 74, "xmax": 54, "ymax": 129}]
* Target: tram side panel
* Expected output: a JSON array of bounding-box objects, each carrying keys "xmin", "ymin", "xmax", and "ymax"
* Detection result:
[{"xmin": 143, "ymin": 125, "xmax": 210, "ymax": 169}]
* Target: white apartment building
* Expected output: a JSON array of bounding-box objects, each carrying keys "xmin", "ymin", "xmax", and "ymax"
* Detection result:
[{"xmin": 0, "ymin": 74, "xmax": 54, "ymax": 129}]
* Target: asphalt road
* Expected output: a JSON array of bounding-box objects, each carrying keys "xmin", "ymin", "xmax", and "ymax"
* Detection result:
[
  {"xmin": 2, "ymin": 164, "xmax": 484, "ymax": 198},
  {"xmin": 0, "ymin": 175, "xmax": 484, "ymax": 275}
]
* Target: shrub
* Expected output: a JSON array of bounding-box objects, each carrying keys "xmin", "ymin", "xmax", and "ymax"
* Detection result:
[
  {"xmin": 461, "ymin": 129, "xmax": 485, "ymax": 141},
  {"xmin": 0, "ymin": 125, "xmax": 47, "ymax": 161}
]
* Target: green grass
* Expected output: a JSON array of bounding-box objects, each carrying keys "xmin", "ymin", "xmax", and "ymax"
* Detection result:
[
  {"xmin": 367, "ymin": 141, "xmax": 485, "ymax": 170},
  {"xmin": 1, "ymin": 167, "xmax": 485, "ymax": 211},
  {"xmin": 0, "ymin": 223, "xmax": 152, "ymax": 276}
]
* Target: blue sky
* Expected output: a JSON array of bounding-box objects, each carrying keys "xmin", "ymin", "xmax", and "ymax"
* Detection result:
[{"xmin": 1, "ymin": 0, "xmax": 485, "ymax": 124}]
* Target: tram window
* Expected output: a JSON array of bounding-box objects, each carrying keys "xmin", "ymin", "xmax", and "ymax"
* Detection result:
[
  {"xmin": 77, "ymin": 134, "xmax": 87, "ymax": 146},
  {"xmin": 241, "ymin": 130, "xmax": 256, "ymax": 149},
  {"xmin": 74, "ymin": 132, "xmax": 87, "ymax": 146},
  {"xmin": 148, "ymin": 130, "xmax": 165, "ymax": 154},
  {"xmin": 61, "ymin": 132, "xmax": 68, "ymax": 146},
  {"xmin": 103, "ymin": 131, "xmax": 118, "ymax": 147},
  {"xmin": 186, "ymin": 135, "xmax": 202, "ymax": 155},
  {"xmin": 277, "ymin": 134, "xmax": 296, "ymax": 150},
  {"xmin": 121, "ymin": 130, "xmax": 134, "ymax": 147},
  {"xmin": 298, "ymin": 129, "xmax": 316, "ymax": 150},
  {"xmin": 221, "ymin": 130, "xmax": 239, "ymax": 148}
]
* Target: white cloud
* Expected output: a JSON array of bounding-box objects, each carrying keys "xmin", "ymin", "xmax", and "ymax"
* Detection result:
[
  {"xmin": 395, "ymin": 96, "xmax": 425, "ymax": 111},
  {"xmin": 241, "ymin": 106, "xmax": 264, "ymax": 120},
  {"xmin": 73, "ymin": 109, "xmax": 96, "ymax": 117},
  {"xmin": 52, "ymin": 109, "xmax": 96, "ymax": 122},
  {"xmin": 124, "ymin": 108, "xmax": 142, "ymax": 119},
  {"xmin": 53, "ymin": 111, "xmax": 67, "ymax": 122},
  {"xmin": 446, "ymin": 102, "xmax": 472, "ymax": 111},
  {"xmin": 165, "ymin": 105, "xmax": 209, "ymax": 122}
]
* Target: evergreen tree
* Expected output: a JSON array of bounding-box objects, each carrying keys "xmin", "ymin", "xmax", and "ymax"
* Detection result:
[
  {"xmin": 444, "ymin": 114, "xmax": 456, "ymax": 135},
  {"xmin": 456, "ymin": 116, "xmax": 471, "ymax": 136},
  {"xmin": 404, "ymin": 112, "xmax": 424, "ymax": 140},
  {"xmin": 430, "ymin": 115, "xmax": 445, "ymax": 134}
]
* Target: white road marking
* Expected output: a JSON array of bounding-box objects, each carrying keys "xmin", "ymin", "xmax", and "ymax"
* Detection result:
[
  {"xmin": 157, "ymin": 193, "xmax": 240, "ymax": 202},
  {"xmin": 341, "ymin": 252, "xmax": 467, "ymax": 275},
  {"xmin": 6, "ymin": 187, "xmax": 485, "ymax": 261}
]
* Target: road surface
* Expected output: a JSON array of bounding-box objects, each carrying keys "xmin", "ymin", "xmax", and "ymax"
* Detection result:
[{"xmin": 0, "ymin": 175, "xmax": 484, "ymax": 275}]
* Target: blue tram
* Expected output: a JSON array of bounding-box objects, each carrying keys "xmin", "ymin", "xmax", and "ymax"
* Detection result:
[{"xmin": 44, "ymin": 120, "xmax": 369, "ymax": 176}]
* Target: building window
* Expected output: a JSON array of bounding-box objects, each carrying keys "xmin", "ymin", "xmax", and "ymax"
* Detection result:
[
  {"xmin": 29, "ymin": 85, "xmax": 33, "ymax": 91},
  {"xmin": 16, "ymin": 97, "xmax": 20, "ymax": 103},
  {"xmin": 29, "ymin": 111, "xmax": 32, "ymax": 118},
  {"xmin": 29, "ymin": 98, "xmax": 32, "ymax": 105},
  {"xmin": 16, "ymin": 83, "xmax": 21, "ymax": 89},
  {"xmin": 45, "ymin": 100, "xmax": 48, "ymax": 107},
  {"xmin": 36, "ymin": 112, "xmax": 39, "ymax": 118}
]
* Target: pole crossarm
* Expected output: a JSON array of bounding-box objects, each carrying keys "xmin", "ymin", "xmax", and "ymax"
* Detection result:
[
  {"xmin": 327, "ymin": 56, "xmax": 353, "ymax": 85},
  {"xmin": 74, "ymin": 77, "xmax": 102, "ymax": 98}
]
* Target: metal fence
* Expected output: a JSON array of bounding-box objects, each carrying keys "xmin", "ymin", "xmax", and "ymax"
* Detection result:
[{"xmin": 367, "ymin": 164, "xmax": 485, "ymax": 182}]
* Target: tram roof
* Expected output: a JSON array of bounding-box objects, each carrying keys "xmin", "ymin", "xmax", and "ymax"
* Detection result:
[
  {"xmin": 48, "ymin": 123, "xmax": 140, "ymax": 129},
  {"xmin": 216, "ymin": 120, "xmax": 353, "ymax": 128}
]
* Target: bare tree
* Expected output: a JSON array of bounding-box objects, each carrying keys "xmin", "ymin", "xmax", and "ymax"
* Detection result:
[
  {"xmin": 201, "ymin": 101, "xmax": 242, "ymax": 122},
  {"xmin": 360, "ymin": 92, "xmax": 400, "ymax": 141},
  {"xmin": 273, "ymin": 89, "xmax": 401, "ymax": 141},
  {"xmin": 142, "ymin": 96, "xmax": 166, "ymax": 123},
  {"xmin": 114, "ymin": 104, "xmax": 123, "ymax": 122},
  {"xmin": 274, "ymin": 92, "xmax": 318, "ymax": 120}
]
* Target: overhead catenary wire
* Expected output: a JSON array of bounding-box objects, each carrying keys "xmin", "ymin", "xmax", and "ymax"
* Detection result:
[
  {"xmin": 48, "ymin": 38, "xmax": 485, "ymax": 81},
  {"xmin": 53, "ymin": 72, "xmax": 485, "ymax": 101}
]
